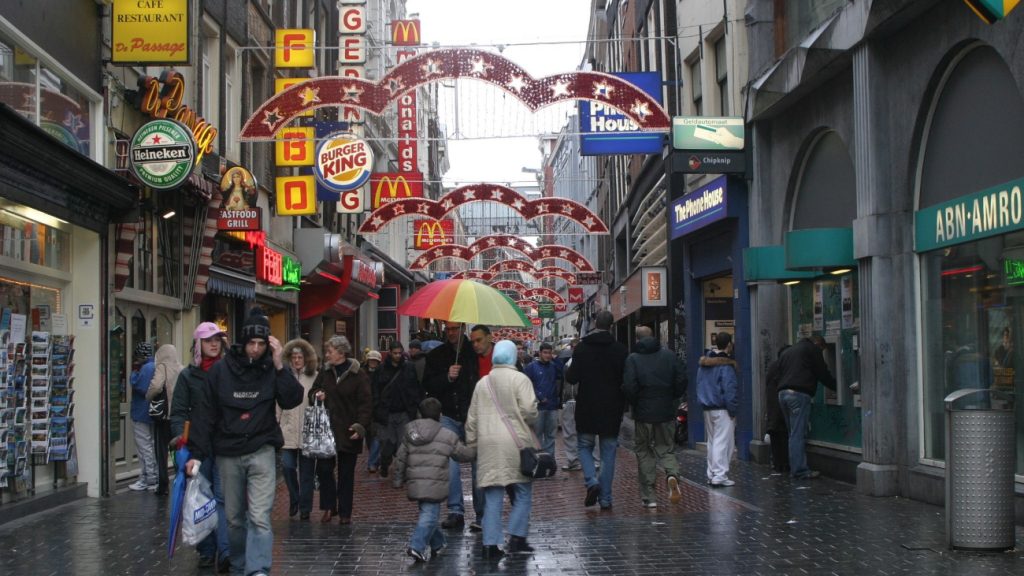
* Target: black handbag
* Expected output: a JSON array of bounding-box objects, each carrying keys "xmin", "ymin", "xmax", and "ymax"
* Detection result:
[
  {"xmin": 485, "ymin": 378, "xmax": 556, "ymax": 479},
  {"xmin": 148, "ymin": 391, "xmax": 168, "ymax": 420}
]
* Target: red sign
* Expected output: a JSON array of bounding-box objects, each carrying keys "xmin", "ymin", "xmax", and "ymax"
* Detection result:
[
  {"xmin": 391, "ymin": 19, "xmax": 421, "ymax": 46},
  {"xmin": 256, "ymin": 245, "xmax": 283, "ymax": 286},
  {"xmin": 568, "ymin": 287, "xmax": 584, "ymax": 303},
  {"xmin": 413, "ymin": 219, "xmax": 454, "ymax": 249},
  {"xmin": 397, "ymin": 89, "xmax": 418, "ymax": 173},
  {"xmin": 370, "ymin": 172, "xmax": 424, "ymax": 208},
  {"xmin": 555, "ymin": 303, "xmax": 568, "ymax": 312},
  {"xmin": 530, "ymin": 317, "xmax": 542, "ymax": 327},
  {"xmin": 216, "ymin": 208, "xmax": 262, "ymax": 231},
  {"xmin": 576, "ymin": 272, "xmax": 602, "ymax": 285}
]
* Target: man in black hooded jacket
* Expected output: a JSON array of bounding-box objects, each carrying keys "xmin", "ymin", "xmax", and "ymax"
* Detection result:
[{"xmin": 187, "ymin": 307, "xmax": 302, "ymax": 576}]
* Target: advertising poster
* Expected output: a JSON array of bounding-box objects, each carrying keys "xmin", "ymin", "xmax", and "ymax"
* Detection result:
[
  {"xmin": 841, "ymin": 275, "xmax": 854, "ymax": 329},
  {"xmin": 812, "ymin": 282, "xmax": 824, "ymax": 332}
]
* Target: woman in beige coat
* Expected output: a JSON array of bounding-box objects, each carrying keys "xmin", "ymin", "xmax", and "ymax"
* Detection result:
[
  {"xmin": 279, "ymin": 339, "xmax": 319, "ymax": 519},
  {"xmin": 145, "ymin": 344, "xmax": 183, "ymax": 496},
  {"xmin": 466, "ymin": 340, "xmax": 539, "ymax": 559}
]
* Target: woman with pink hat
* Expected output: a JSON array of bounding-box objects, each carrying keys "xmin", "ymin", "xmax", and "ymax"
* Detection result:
[{"xmin": 170, "ymin": 321, "xmax": 231, "ymax": 572}]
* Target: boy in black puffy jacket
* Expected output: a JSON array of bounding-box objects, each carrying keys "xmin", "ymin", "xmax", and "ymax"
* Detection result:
[{"xmin": 393, "ymin": 398, "xmax": 475, "ymax": 562}]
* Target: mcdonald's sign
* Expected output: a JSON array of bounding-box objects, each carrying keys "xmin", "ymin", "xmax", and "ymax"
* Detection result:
[
  {"xmin": 413, "ymin": 219, "xmax": 454, "ymax": 250},
  {"xmin": 391, "ymin": 19, "xmax": 421, "ymax": 46},
  {"xmin": 370, "ymin": 172, "xmax": 424, "ymax": 208}
]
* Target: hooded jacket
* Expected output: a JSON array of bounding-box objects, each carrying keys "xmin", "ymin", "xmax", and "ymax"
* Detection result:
[
  {"xmin": 146, "ymin": 344, "xmax": 184, "ymax": 414},
  {"xmin": 695, "ymin": 351, "xmax": 739, "ymax": 417},
  {"xmin": 622, "ymin": 337, "xmax": 687, "ymax": 423},
  {"xmin": 190, "ymin": 344, "xmax": 303, "ymax": 460},
  {"xmin": 775, "ymin": 338, "xmax": 837, "ymax": 396},
  {"xmin": 130, "ymin": 359, "xmax": 155, "ymax": 424},
  {"xmin": 565, "ymin": 330, "xmax": 628, "ymax": 436},
  {"xmin": 309, "ymin": 358, "xmax": 372, "ymax": 454},
  {"xmin": 372, "ymin": 355, "xmax": 422, "ymax": 424},
  {"xmin": 423, "ymin": 336, "xmax": 480, "ymax": 422},
  {"xmin": 278, "ymin": 339, "xmax": 319, "ymax": 450},
  {"xmin": 392, "ymin": 417, "xmax": 475, "ymax": 502}
]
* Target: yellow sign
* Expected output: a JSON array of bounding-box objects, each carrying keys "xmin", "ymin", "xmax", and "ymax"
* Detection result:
[
  {"xmin": 275, "ymin": 29, "xmax": 315, "ymax": 68},
  {"xmin": 274, "ymin": 78, "xmax": 314, "ymax": 118},
  {"xmin": 275, "ymin": 176, "xmax": 317, "ymax": 215},
  {"xmin": 112, "ymin": 0, "xmax": 190, "ymax": 64},
  {"xmin": 276, "ymin": 127, "xmax": 314, "ymax": 166}
]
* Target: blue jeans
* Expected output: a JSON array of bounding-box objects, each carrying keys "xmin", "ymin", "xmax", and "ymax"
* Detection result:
[
  {"xmin": 196, "ymin": 458, "xmax": 229, "ymax": 561},
  {"xmin": 367, "ymin": 436, "xmax": 381, "ymax": 470},
  {"xmin": 482, "ymin": 483, "xmax": 533, "ymax": 546},
  {"xmin": 533, "ymin": 409, "xmax": 558, "ymax": 461},
  {"xmin": 218, "ymin": 445, "xmax": 277, "ymax": 576},
  {"xmin": 409, "ymin": 501, "xmax": 446, "ymax": 554},
  {"xmin": 281, "ymin": 448, "xmax": 315, "ymax": 515},
  {"xmin": 579, "ymin": 433, "xmax": 618, "ymax": 507},
  {"xmin": 440, "ymin": 415, "xmax": 482, "ymax": 520},
  {"xmin": 778, "ymin": 389, "xmax": 813, "ymax": 478}
]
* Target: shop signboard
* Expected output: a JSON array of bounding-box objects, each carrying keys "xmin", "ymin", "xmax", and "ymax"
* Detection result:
[
  {"xmin": 315, "ymin": 131, "xmax": 371, "ymax": 213},
  {"xmin": 964, "ymin": 0, "xmax": 1022, "ymax": 24},
  {"xmin": 670, "ymin": 176, "xmax": 728, "ymax": 239},
  {"xmin": 372, "ymin": 173, "xmax": 425, "ymax": 209},
  {"xmin": 567, "ymin": 287, "xmax": 584, "ymax": 303},
  {"xmin": 575, "ymin": 272, "xmax": 602, "ymax": 285},
  {"xmin": 670, "ymin": 150, "xmax": 746, "ymax": 175},
  {"xmin": 217, "ymin": 167, "xmax": 262, "ymax": 231},
  {"xmin": 641, "ymin": 267, "xmax": 667, "ymax": 306},
  {"xmin": 339, "ymin": 2, "xmax": 367, "ymax": 122},
  {"xmin": 256, "ymin": 245, "xmax": 283, "ymax": 286},
  {"xmin": 275, "ymin": 29, "xmax": 314, "ymax": 68},
  {"xmin": 538, "ymin": 303, "xmax": 555, "ymax": 318},
  {"xmin": 275, "ymin": 175, "xmax": 317, "ymax": 216},
  {"xmin": 914, "ymin": 176, "xmax": 1024, "ymax": 252},
  {"xmin": 281, "ymin": 256, "xmax": 302, "ymax": 290},
  {"xmin": 672, "ymin": 116, "xmax": 745, "ymax": 150},
  {"xmin": 112, "ymin": 0, "xmax": 189, "ymax": 64},
  {"xmin": 578, "ymin": 72, "xmax": 664, "ymax": 155},
  {"xmin": 137, "ymin": 71, "xmax": 217, "ymax": 163},
  {"xmin": 129, "ymin": 119, "xmax": 196, "ymax": 190},
  {"xmin": 530, "ymin": 317, "xmax": 542, "ymax": 326},
  {"xmin": 391, "ymin": 19, "xmax": 421, "ymax": 46},
  {"xmin": 413, "ymin": 219, "xmax": 454, "ymax": 249}
]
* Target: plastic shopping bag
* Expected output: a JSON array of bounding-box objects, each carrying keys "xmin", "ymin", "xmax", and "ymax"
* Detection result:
[
  {"xmin": 301, "ymin": 400, "xmax": 336, "ymax": 459},
  {"xmin": 181, "ymin": 471, "xmax": 217, "ymax": 546}
]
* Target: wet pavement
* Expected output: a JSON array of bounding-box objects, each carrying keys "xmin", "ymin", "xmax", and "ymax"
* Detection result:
[{"xmin": 2, "ymin": 430, "xmax": 1022, "ymax": 575}]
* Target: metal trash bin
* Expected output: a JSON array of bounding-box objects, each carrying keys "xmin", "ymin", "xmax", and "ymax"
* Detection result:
[{"xmin": 944, "ymin": 388, "xmax": 1015, "ymax": 551}]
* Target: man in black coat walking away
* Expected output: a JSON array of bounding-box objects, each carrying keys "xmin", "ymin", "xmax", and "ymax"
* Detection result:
[
  {"xmin": 373, "ymin": 341, "xmax": 422, "ymax": 478},
  {"xmin": 622, "ymin": 326, "xmax": 687, "ymax": 508},
  {"xmin": 565, "ymin": 310, "xmax": 628, "ymax": 510},
  {"xmin": 776, "ymin": 336, "xmax": 836, "ymax": 479}
]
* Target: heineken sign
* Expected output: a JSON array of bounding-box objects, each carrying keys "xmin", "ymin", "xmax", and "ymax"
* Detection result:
[
  {"xmin": 129, "ymin": 119, "xmax": 197, "ymax": 190},
  {"xmin": 915, "ymin": 176, "xmax": 1024, "ymax": 252}
]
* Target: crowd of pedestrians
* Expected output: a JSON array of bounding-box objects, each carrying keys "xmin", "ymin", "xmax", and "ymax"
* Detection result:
[{"xmin": 124, "ymin": 303, "xmax": 836, "ymax": 573}]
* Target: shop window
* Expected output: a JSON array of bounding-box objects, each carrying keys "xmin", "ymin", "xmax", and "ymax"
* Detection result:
[
  {"xmin": 689, "ymin": 59, "xmax": 702, "ymax": 116},
  {"xmin": 377, "ymin": 284, "xmax": 399, "ymax": 351},
  {"xmin": 714, "ymin": 37, "xmax": 728, "ymax": 115},
  {"xmin": 921, "ymin": 233, "xmax": 1024, "ymax": 474},
  {"xmin": 0, "ymin": 200, "xmax": 71, "ymax": 272}
]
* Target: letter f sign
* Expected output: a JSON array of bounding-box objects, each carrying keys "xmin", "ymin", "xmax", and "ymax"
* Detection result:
[{"xmin": 276, "ymin": 29, "xmax": 314, "ymax": 68}]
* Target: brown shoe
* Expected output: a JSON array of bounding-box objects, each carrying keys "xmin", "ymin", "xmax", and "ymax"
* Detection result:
[
  {"xmin": 320, "ymin": 510, "xmax": 334, "ymax": 523},
  {"xmin": 339, "ymin": 516, "xmax": 352, "ymax": 525}
]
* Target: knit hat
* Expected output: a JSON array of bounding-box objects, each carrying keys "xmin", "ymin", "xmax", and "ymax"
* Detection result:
[
  {"xmin": 192, "ymin": 322, "xmax": 226, "ymax": 366},
  {"xmin": 133, "ymin": 341, "xmax": 154, "ymax": 363},
  {"xmin": 408, "ymin": 339, "xmax": 422, "ymax": 350},
  {"xmin": 239, "ymin": 307, "xmax": 271, "ymax": 345}
]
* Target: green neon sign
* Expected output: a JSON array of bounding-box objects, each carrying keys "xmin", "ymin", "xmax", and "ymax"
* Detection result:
[
  {"xmin": 282, "ymin": 256, "xmax": 301, "ymax": 289},
  {"xmin": 1005, "ymin": 258, "xmax": 1024, "ymax": 286}
]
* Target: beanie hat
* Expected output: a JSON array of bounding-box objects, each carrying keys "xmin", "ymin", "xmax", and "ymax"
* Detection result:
[
  {"xmin": 492, "ymin": 340, "xmax": 517, "ymax": 366},
  {"xmin": 193, "ymin": 322, "xmax": 226, "ymax": 366},
  {"xmin": 240, "ymin": 307, "xmax": 271, "ymax": 345},
  {"xmin": 134, "ymin": 341, "xmax": 154, "ymax": 363},
  {"xmin": 408, "ymin": 339, "xmax": 422, "ymax": 350}
]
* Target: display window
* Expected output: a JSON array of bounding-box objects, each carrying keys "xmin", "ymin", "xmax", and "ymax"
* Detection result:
[
  {"xmin": 788, "ymin": 271, "xmax": 863, "ymax": 449},
  {"xmin": 920, "ymin": 232, "xmax": 1024, "ymax": 475},
  {"xmin": 0, "ymin": 200, "xmax": 71, "ymax": 273}
]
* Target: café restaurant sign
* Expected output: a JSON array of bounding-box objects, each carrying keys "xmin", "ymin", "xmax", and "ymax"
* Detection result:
[
  {"xmin": 915, "ymin": 176, "xmax": 1024, "ymax": 252},
  {"xmin": 112, "ymin": 0, "xmax": 190, "ymax": 64}
]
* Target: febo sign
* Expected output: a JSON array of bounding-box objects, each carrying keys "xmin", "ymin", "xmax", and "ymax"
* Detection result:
[
  {"xmin": 578, "ymin": 72, "xmax": 664, "ymax": 155},
  {"xmin": 670, "ymin": 175, "xmax": 728, "ymax": 239},
  {"xmin": 256, "ymin": 245, "xmax": 283, "ymax": 286}
]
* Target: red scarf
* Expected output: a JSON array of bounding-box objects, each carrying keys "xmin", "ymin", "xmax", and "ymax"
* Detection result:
[{"xmin": 200, "ymin": 356, "xmax": 219, "ymax": 372}]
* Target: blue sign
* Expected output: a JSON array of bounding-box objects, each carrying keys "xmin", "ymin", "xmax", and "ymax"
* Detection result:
[
  {"xmin": 670, "ymin": 176, "xmax": 728, "ymax": 239},
  {"xmin": 579, "ymin": 72, "xmax": 664, "ymax": 156},
  {"xmin": 434, "ymin": 272, "xmax": 454, "ymax": 280}
]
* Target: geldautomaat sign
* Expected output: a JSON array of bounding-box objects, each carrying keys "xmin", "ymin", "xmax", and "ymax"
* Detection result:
[
  {"xmin": 670, "ymin": 176, "xmax": 728, "ymax": 239},
  {"xmin": 914, "ymin": 176, "xmax": 1024, "ymax": 252}
]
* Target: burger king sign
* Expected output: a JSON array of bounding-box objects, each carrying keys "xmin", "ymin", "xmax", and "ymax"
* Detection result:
[{"xmin": 315, "ymin": 133, "xmax": 373, "ymax": 197}]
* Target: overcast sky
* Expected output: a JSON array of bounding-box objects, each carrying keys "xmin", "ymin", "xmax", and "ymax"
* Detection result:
[{"xmin": 404, "ymin": 0, "xmax": 592, "ymax": 186}]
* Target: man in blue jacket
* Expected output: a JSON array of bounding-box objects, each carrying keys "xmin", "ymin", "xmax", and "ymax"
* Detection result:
[
  {"xmin": 524, "ymin": 342, "xmax": 563, "ymax": 465},
  {"xmin": 696, "ymin": 332, "xmax": 739, "ymax": 487},
  {"xmin": 622, "ymin": 326, "xmax": 686, "ymax": 507},
  {"xmin": 186, "ymin": 307, "xmax": 303, "ymax": 576},
  {"xmin": 129, "ymin": 342, "xmax": 157, "ymax": 491}
]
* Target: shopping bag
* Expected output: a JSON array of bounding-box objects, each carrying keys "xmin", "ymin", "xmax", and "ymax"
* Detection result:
[
  {"xmin": 301, "ymin": 400, "xmax": 336, "ymax": 459},
  {"xmin": 181, "ymin": 471, "xmax": 217, "ymax": 546}
]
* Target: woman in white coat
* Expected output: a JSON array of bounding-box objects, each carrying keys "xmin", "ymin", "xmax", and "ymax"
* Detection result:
[
  {"xmin": 279, "ymin": 339, "xmax": 319, "ymax": 519},
  {"xmin": 466, "ymin": 340, "xmax": 539, "ymax": 559}
]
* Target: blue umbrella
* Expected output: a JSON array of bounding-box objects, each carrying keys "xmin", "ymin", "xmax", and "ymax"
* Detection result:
[
  {"xmin": 167, "ymin": 422, "xmax": 191, "ymax": 558},
  {"xmin": 420, "ymin": 339, "xmax": 443, "ymax": 353}
]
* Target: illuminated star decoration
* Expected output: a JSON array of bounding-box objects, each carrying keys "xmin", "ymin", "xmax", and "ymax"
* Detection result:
[
  {"xmin": 261, "ymin": 108, "xmax": 282, "ymax": 130},
  {"xmin": 342, "ymin": 84, "xmax": 364, "ymax": 103},
  {"xmin": 507, "ymin": 75, "xmax": 526, "ymax": 92},
  {"xmin": 550, "ymin": 79, "xmax": 570, "ymax": 98},
  {"xmin": 592, "ymin": 81, "xmax": 614, "ymax": 99},
  {"xmin": 299, "ymin": 86, "xmax": 321, "ymax": 107},
  {"xmin": 630, "ymin": 100, "xmax": 652, "ymax": 121},
  {"xmin": 420, "ymin": 58, "xmax": 443, "ymax": 77},
  {"xmin": 469, "ymin": 56, "xmax": 493, "ymax": 76},
  {"xmin": 387, "ymin": 77, "xmax": 405, "ymax": 96}
]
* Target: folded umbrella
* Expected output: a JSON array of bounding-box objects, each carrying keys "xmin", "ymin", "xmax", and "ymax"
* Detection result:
[{"xmin": 167, "ymin": 422, "xmax": 191, "ymax": 558}]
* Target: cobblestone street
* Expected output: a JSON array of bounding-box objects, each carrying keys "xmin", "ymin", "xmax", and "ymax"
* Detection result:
[{"xmin": 2, "ymin": 437, "xmax": 1022, "ymax": 575}]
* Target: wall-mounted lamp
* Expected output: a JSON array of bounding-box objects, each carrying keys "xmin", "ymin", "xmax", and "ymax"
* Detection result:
[
  {"xmin": 161, "ymin": 210, "xmax": 176, "ymax": 219},
  {"xmin": 829, "ymin": 268, "xmax": 852, "ymax": 275},
  {"xmin": 783, "ymin": 280, "xmax": 802, "ymax": 286}
]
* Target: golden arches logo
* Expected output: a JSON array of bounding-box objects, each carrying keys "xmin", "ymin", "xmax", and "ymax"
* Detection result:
[
  {"xmin": 373, "ymin": 174, "xmax": 414, "ymax": 207},
  {"xmin": 391, "ymin": 20, "xmax": 421, "ymax": 46},
  {"xmin": 415, "ymin": 220, "xmax": 448, "ymax": 249}
]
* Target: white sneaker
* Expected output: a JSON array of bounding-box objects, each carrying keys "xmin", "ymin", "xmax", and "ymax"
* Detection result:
[
  {"xmin": 710, "ymin": 479, "xmax": 735, "ymax": 487},
  {"xmin": 128, "ymin": 480, "xmax": 148, "ymax": 491},
  {"xmin": 641, "ymin": 499, "xmax": 657, "ymax": 508},
  {"xmin": 146, "ymin": 483, "xmax": 159, "ymax": 491}
]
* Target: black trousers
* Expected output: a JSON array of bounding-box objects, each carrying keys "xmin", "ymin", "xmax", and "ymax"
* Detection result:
[
  {"xmin": 316, "ymin": 452, "xmax": 358, "ymax": 517},
  {"xmin": 152, "ymin": 419, "xmax": 172, "ymax": 492},
  {"xmin": 768, "ymin": 428, "xmax": 790, "ymax": 472}
]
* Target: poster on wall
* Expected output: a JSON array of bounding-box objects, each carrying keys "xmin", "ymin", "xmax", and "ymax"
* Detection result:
[
  {"xmin": 841, "ymin": 275, "xmax": 855, "ymax": 329},
  {"xmin": 813, "ymin": 281, "xmax": 824, "ymax": 332}
]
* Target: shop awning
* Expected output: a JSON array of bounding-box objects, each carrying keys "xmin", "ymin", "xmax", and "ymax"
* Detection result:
[
  {"xmin": 784, "ymin": 227, "xmax": 856, "ymax": 271},
  {"xmin": 295, "ymin": 229, "xmax": 383, "ymax": 320},
  {"xmin": 743, "ymin": 245, "xmax": 817, "ymax": 283},
  {"xmin": 207, "ymin": 267, "xmax": 256, "ymax": 300}
]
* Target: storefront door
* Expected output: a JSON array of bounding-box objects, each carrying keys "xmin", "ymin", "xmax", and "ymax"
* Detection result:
[
  {"xmin": 702, "ymin": 275, "xmax": 734, "ymax": 349},
  {"xmin": 110, "ymin": 304, "xmax": 174, "ymax": 480}
]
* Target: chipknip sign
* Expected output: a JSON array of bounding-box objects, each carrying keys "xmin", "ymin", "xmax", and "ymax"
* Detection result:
[{"xmin": 578, "ymin": 72, "xmax": 664, "ymax": 155}]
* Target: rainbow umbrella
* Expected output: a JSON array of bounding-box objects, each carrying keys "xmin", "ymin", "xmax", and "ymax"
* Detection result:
[{"xmin": 398, "ymin": 279, "xmax": 531, "ymax": 328}]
